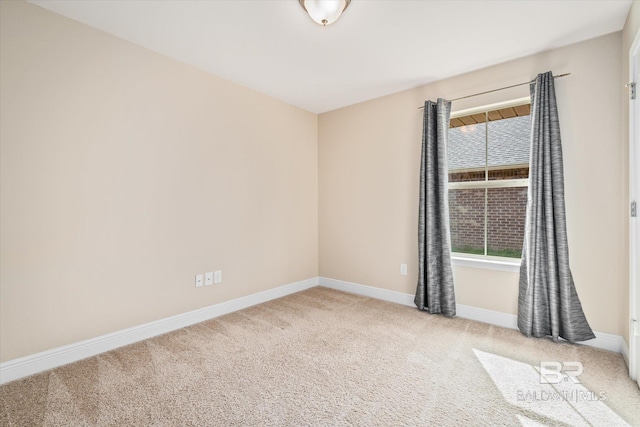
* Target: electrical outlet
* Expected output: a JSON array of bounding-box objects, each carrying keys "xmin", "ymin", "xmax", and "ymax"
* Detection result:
[
  {"xmin": 214, "ymin": 270, "xmax": 222, "ymax": 284},
  {"xmin": 205, "ymin": 272, "xmax": 214, "ymax": 286},
  {"xmin": 400, "ymin": 264, "xmax": 408, "ymax": 276},
  {"xmin": 195, "ymin": 274, "xmax": 204, "ymax": 288}
]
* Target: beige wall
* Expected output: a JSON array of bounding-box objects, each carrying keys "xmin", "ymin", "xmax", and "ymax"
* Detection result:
[
  {"xmin": 0, "ymin": 1, "xmax": 318, "ymax": 362},
  {"xmin": 621, "ymin": 0, "xmax": 640, "ymax": 346},
  {"xmin": 319, "ymin": 32, "xmax": 626, "ymax": 336}
]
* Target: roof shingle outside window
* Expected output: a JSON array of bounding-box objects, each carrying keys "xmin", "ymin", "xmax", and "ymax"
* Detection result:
[{"xmin": 448, "ymin": 114, "xmax": 531, "ymax": 171}]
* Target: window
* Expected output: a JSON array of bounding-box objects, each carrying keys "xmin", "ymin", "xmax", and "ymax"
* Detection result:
[{"xmin": 447, "ymin": 98, "xmax": 530, "ymax": 260}]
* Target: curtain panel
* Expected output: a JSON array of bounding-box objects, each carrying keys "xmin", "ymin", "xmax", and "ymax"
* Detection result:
[
  {"xmin": 415, "ymin": 99, "xmax": 456, "ymax": 316},
  {"xmin": 518, "ymin": 71, "xmax": 595, "ymax": 342}
]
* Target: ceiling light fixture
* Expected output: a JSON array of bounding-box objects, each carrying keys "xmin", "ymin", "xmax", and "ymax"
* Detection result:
[{"xmin": 299, "ymin": 0, "xmax": 351, "ymax": 27}]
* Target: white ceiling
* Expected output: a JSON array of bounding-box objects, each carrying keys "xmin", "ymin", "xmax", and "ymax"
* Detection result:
[{"xmin": 30, "ymin": 0, "xmax": 632, "ymax": 114}]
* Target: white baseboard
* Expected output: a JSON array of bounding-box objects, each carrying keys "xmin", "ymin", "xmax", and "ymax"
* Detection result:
[
  {"xmin": 584, "ymin": 331, "xmax": 624, "ymax": 354},
  {"xmin": 455, "ymin": 304, "xmax": 519, "ymax": 330},
  {"xmin": 0, "ymin": 277, "xmax": 318, "ymax": 385},
  {"xmin": 320, "ymin": 277, "xmax": 416, "ymax": 307},
  {"xmin": 318, "ymin": 277, "xmax": 623, "ymax": 354},
  {"xmin": 622, "ymin": 337, "xmax": 630, "ymax": 368}
]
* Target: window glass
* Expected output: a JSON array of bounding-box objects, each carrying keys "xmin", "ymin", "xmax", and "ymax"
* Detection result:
[
  {"xmin": 448, "ymin": 120, "xmax": 486, "ymax": 183},
  {"xmin": 449, "ymin": 188, "xmax": 485, "ymax": 255},
  {"xmin": 448, "ymin": 101, "xmax": 530, "ymax": 259},
  {"xmin": 486, "ymin": 187, "xmax": 528, "ymax": 258},
  {"xmin": 487, "ymin": 114, "xmax": 531, "ymax": 181}
]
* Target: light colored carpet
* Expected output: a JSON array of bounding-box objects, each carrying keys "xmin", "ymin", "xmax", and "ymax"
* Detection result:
[{"xmin": 1, "ymin": 286, "xmax": 639, "ymax": 426}]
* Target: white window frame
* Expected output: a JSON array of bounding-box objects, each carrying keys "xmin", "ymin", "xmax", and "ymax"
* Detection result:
[{"xmin": 448, "ymin": 97, "xmax": 531, "ymax": 272}]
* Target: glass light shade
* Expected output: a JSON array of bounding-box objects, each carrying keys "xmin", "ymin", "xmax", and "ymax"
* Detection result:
[{"xmin": 299, "ymin": 0, "xmax": 351, "ymax": 26}]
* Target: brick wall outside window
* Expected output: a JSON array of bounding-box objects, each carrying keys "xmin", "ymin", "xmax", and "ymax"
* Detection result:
[{"xmin": 448, "ymin": 167, "xmax": 528, "ymax": 257}]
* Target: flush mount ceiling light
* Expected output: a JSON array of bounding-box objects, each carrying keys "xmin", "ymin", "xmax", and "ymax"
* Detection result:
[{"xmin": 299, "ymin": 0, "xmax": 351, "ymax": 27}]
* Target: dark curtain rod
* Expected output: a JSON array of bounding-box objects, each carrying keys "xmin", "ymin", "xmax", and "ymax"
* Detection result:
[{"xmin": 417, "ymin": 73, "xmax": 571, "ymax": 109}]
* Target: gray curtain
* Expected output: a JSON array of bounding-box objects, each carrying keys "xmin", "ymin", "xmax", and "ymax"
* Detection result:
[
  {"xmin": 518, "ymin": 71, "xmax": 595, "ymax": 342},
  {"xmin": 415, "ymin": 99, "xmax": 456, "ymax": 316}
]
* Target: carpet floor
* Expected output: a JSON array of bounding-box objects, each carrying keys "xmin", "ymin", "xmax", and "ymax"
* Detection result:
[{"xmin": 1, "ymin": 286, "xmax": 639, "ymax": 426}]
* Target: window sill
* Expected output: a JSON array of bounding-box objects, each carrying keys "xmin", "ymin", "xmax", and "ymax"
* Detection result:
[{"xmin": 451, "ymin": 255, "xmax": 520, "ymax": 273}]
